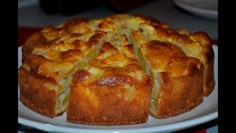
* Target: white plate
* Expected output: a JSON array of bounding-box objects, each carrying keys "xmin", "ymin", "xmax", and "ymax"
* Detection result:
[
  {"xmin": 18, "ymin": 46, "xmax": 218, "ymax": 133},
  {"xmin": 174, "ymin": 0, "xmax": 218, "ymax": 19}
]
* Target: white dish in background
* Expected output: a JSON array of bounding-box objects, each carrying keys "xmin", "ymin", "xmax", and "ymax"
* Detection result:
[
  {"xmin": 18, "ymin": 46, "xmax": 218, "ymax": 133},
  {"xmin": 18, "ymin": 0, "xmax": 38, "ymax": 8},
  {"xmin": 174, "ymin": 0, "xmax": 218, "ymax": 19}
]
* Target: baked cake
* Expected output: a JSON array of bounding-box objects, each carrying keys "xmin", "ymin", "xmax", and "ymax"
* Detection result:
[
  {"xmin": 67, "ymin": 40, "xmax": 151, "ymax": 125},
  {"xmin": 18, "ymin": 14, "xmax": 215, "ymax": 125}
]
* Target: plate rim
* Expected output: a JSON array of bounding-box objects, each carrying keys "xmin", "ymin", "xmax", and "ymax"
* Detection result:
[
  {"xmin": 19, "ymin": 112, "xmax": 218, "ymax": 133},
  {"xmin": 18, "ymin": 45, "xmax": 218, "ymax": 133}
]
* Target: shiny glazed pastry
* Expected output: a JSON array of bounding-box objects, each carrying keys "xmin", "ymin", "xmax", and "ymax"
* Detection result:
[{"xmin": 18, "ymin": 14, "xmax": 215, "ymax": 125}]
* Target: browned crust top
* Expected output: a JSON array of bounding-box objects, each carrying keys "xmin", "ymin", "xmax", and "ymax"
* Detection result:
[{"xmin": 18, "ymin": 14, "xmax": 215, "ymax": 124}]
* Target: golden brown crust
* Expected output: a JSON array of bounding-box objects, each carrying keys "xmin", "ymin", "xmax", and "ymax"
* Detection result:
[
  {"xmin": 202, "ymin": 55, "xmax": 215, "ymax": 96},
  {"xmin": 67, "ymin": 41, "xmax": 151, "ymax": 125},
  {"xmin": 19, "ymin": 17, "xmax": 107, "ymax": 118},
  {"xmin": 129, "ymin": 16, "xmax": 214, "ymax": 96},
  {"xmin": 191, "ymin": 32, "xmax": 215, "ymax": 96},
  {"xmin": 68, "ymin": 69, "xmax": 150, "ymax": 125},
  {"xmin": 142, "ymin": 41, "xmax": 204, "ymax": 118},
  {"xmin": 18, "ymin": 67, "xmax": 58, "ymax": 117},
  {"xmin": 152, "ymin": 68, "xmax": 203, "ymax": 118},
  {"xmin": 147, "ymin": 23, "xmax": 215, "ymax": 96},
  {"xmin": 18, "ymin": 14, "xmax": 215, "ymax": 124}
]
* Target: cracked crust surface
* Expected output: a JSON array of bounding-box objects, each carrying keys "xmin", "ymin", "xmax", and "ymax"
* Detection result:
[{"xmin": 18, "ymin": 14, "xmax": 215, "ymax": 124}]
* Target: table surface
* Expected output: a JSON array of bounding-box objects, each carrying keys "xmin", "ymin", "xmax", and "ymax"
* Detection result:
[{"xmin": 18, "ymin": 0, "xmax": 218, "ymax": 132}]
